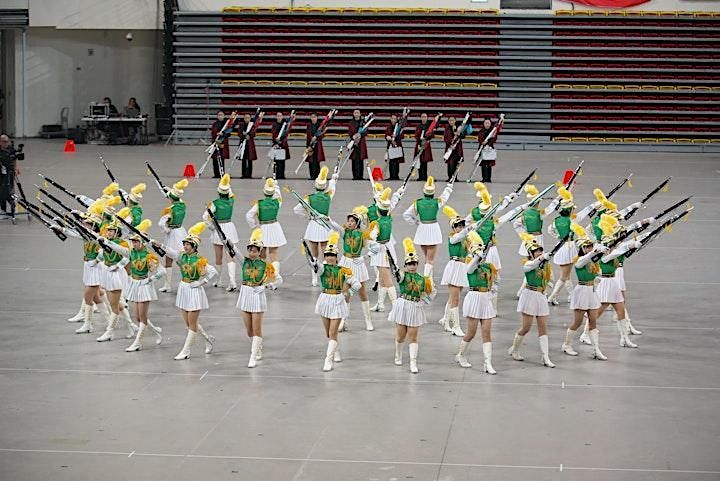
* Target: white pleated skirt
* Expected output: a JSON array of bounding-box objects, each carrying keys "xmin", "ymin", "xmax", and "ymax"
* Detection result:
[
  {"xmin": 102, "ymin": 266, "xmax": 128, "ymax": 292},
  {"xmin": 260, "ymin": 222, "xmax": 287, "ymax": 247},
  {"xmin": 210, "ymin": 222, "xmax": 240, "ymax": 245},
  {"xmin": 388, "ymin": 297, "xmax": 427, "ymax": 327},
  {"xmin": 176, "ymin": 282, "xmax": 209, "ymax": 311},
  {"xmin": 370, "ymin": 242, "xmax": 397, "ymax": 268},
  {"xmin": 124, "ymin": 278, "xmax": 158, "ymax": 303},
  {"xmin": 315, "ymin": 292, "xmax": 349, "ymax": 319},
  {"xmin": 486, "ymin": 245, "xmax": 501, "ymax": 270},
  {"xmin": 553, "ymin": 241, "xmax": 578, "ymax": 266},
  {"xmin": 304, "ymin": 219, "xmax": 331, "ymax": 242},
  {"xmin": 440, "ymin": 260, "xmax": 469, "ymax": 287},
  {"xmin": 596, "ymin": 276, "xmax": 623, "ymax": 304},
  {"xmin": 339, "ymin": 256, "xmax": 370, "ymax": 283},
  {"xmin": 516, "ymin": 288, "xmax": 550, "ymax": 316},
  {"xmin": 413, "ymin": 222, "xmax": 443, "ymax": 246},
  {"xmin": 82, "ymin": 261, "xmax": 103, "ymax": 286},
  {"xmin": 570, "ymin": 284, "xmax": 601, "ymax": 311},
  {"xmin": 462, "ymin": 291, "xmax": 496, "ymax": 319},
  {"xmin": 518, "ymin": 233, "xmax": 544, "ymax": 256},
  {"xmin": 236, "ymin": 284, "xmax": 267, "ymax": 312},
  {"xmin": 164, "ymin": 227, "xmax": 188, "ymax": 252},
  {"xmin": 615, "ymin": 266, "xmax": 626, "ymax": 291}
]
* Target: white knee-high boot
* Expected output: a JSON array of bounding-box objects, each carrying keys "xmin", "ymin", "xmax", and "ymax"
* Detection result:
[
  {"xmin": 394, "ymin": 340, "xmax": 403, "ymax": 365},
  {"xmin": 214, "ymin": 263, "xmax": 224, "ymax": 287},
  {"xmin": 68, "ymin": 300, "xmax": 88, "ymax": 322},
  {"xmin": 508, "ymin": 333, "xmax": 525, "ymax": 361},
  {"xmin": 438, "ymin": 302, "xmax": 450, "ymax": 332},
  {"xmin": 159, "ymin": 266, "xmax": 173, "ymax": 292},
  {"xmin": 226, "ymin": 261, "xmax": 238, "ymax": 291},
  {"xmin": 423, "ymin": 263, "xmax": 433, "ymax": 278},
  {"xmin": 449, "ymin": 307, "xmax": 464, "ymax": 337},
  {"xmin": 323, "ymin": 339, "xmax": 338, "ymax": 371},
  {"xmin": 539, "ymin": 334, "xmax": 555, "ymax": 368},
  {"xmin": 248, "ymin": 336, "xmax": 261, "ymax": 368},
  {"xmin": 589, "ymin": 328, "xmax": 607, "ymax": 360},
  {"xmin": 409, "ymin": 343, "xmax": 419, "ymax": 374},
  {"xmin": 562, "ymin": 328, "xmax": 578, "ymax": 356},
  {"xmin": 547, "ymin": 279, "xmax": 564, "ymax": 305},
  {"xmin": 174, "ymin": 329, "xmax": 196, "ymax": 360},
  {"xmin": 455, "ymin": 340, "xmax": 472, "ymax": 368},
  {"xmin": 75, "ymin": 303, "xmax": 94, "ymax": 334},
  {"xmin": 563, "ymin": 279, "xmax": 573, "ymax": 303},
  {"xmin": 198, "ymin": 324, "xmax": 215, "ymax": 354},
  {"xmin": 371, "ymin": 287, "xmax": 387, "ymax": 312},
  {"xmin": 271, "ymin": 261, "xmax": 282, "ymax": 287},
  {"xmin": 96, "ymin": 312, "xmax": 118, "ymax": 342},
  {"xmin": 483, "ymin": 342, "xmax": 496, "ymax": 374},
  {"xmin": 361, "ymin": 301, "xmax": 374, "ymax": 331},
  {"xmin": 386, "ymin": 286, "xmax": 398, "ymax": 310},
  {"xmin": 333, "ymin": 338, "xmax": 342, "ymax": 362},
  {"xmin": 147, "ymin": 320, "xmax": 163, "ymax": 345},
  {"xmin": 119, "ymin": 307, "xmax": 138, "ymax": 339},
  {"xmin": 617, "ymin": 319, "xmax": 638, "ymax": 348},
  {"xmin": 126, "ymin": 322, "xmax": 146, "ymax": 352},
  {"xmin": 625, "ymin": 307, "xmax": 642, "ymax": 335},
  {"xmin": 579, "ymin": 318, "xmax": 592, "ymax": 345}
]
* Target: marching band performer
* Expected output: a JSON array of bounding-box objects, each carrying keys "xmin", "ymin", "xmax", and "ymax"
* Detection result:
[
  {"xmin": 293, "ymin": 165, "xmax": 339, "ymax": 287},
  {"xmin": 414, "ymin": 113, "xmax": 435, "ymax": 182},
  {"xmin": 389, "ymin": 238, "xmax": 436, "ymax": 374},
  {"xmin": 443, "ymin": 116, "xmax": 463, "ymax": 182},
  {"xmin": 369, "ymin": 187, "xmax": 402, "ymax": 313},
  {"xmin": 456, "ymin": 231, "xmax": 497, "ymax": 373},
  {"xmin": 311, "ymin": 232, "xmax": 361, "ymax": 372},
  {"xmin": 203, "ymin": 174, "xmax": 240, "ymax": 292},
  {"xmin": 270, "ymin": 112, "xmax": 290, "ymax": 180},
  {"xmin": 117, "ymin": 183, "xmax": 146, "ymax": 227},
  {"xmin": 246, "ymin": 178, "xmax": 286, "ymax": 283},
  {"xmin": 367, "ymin": 181, "xmax": 386, "ymax": 292},
  {"xmin": 234, "ymin": 228, "xmax": 280, "ymax": 368},
  {"xmin": 348, "ymin": 109, "xmax": 369, "ymax": 181},
  {"xmin": 547, "ymin": 186, "xmax": 577, "ymax": 305},
  {"xmin": 158, "ymin": 179, "xmax": 189, "ymax": 293},
  {"xmin": 385, "ymin": 113, "xmax": 404, "ymax": 181},
  {"xmin": 513, "ymin": 184, "xmax": 550, "ymax": 298},
  {"xmin": 402, "ymin": 176, "xmax": 453, "ymax": 279},
  {"xmin": 438, "ymin": 206, "xmax": 471, "ymax": 337},
  {"xmin": 210, "ymin": 111, "xmax": 232, "ymax": 178},
  {"xmin": 152, "ymin": 223, "xmax": 218, "ymax": 360},
  {"xmin": 238, "ymin": 112, "xmax": 258, "ymax": 179},
  {"xmin": 508, "ymin": 233, "xmax": 555, "ymax": 368},
  {"xmin": 305, "ymin": 112, "xmax": 326, "ymax": 180}
]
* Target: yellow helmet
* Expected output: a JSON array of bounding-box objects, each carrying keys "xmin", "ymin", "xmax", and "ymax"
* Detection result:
[
  {"xmin": 315, "ymin": 165, "xmax": 330, "ymax": 191},
  {"xmin": 217, "ymin": 173, "xmax": 232, "ymax": 195},
  {"xmin": 184, "ymin": 221, "xmax": 206, "ymax": 247},
  {"xmin": 263, "ymin": 178, "xmax": 276, "ymax": 196},
  {"xmin": 442, "ymin": 205, "xmax": 464, "ymax": 227},
  {"xmin": 519, "ymin": 231, "xmax": 542, "ymax": 254},
  {"xmin": 377, "ymin": 187, "xmax": 392, "ymax": 211},
  {"xmin": 423, "ymin": 176, "xmax": 436, "ymax": 196},
  {"xmin": 247, "ymin": 227, "xmax": 264, "ymax": 248},
  {"xmin": 403, "ymin": 237, "xmax": 419, "ymax": 265}
]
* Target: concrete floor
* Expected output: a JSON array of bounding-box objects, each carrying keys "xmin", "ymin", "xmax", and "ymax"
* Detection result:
[{"xmin": 0, "ymin": 139, "xmax": 718, "ymax": 481}]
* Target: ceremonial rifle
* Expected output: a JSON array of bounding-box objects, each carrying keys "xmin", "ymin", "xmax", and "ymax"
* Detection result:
[
  {"xmin": 498, "ymin": 183, "xmax": 555, "ymax": 225},
  {"xmin": 113, "ymin": 213, "xmax": 166, "ymax": 257},
  {"xmin": 38, "ymin": 174, "xmax": 92, "ymax": 207},
  {"xmin": 36, "ymin": 186, "xmax": 92, "ymax": 241},
  {"xmin": 230, "ymin": 108, "xmax": 263, "ymax": 172},
  {"xmin": 264, "ymin": 110, "xmax": 296, "ymax": 180},
  {"xmin": 99, "ymin": 155, "xmax": 127, "ymax": 205},
  {"xmin": 539, "ymin": 234, "xmax": 571, "ymax": 268},
  {"xmin": 443, "ymin": 111, "xmax": 472, "ymax": 161},
  {"xmin": 301, "ymin": 239, "xmax": 319, "ymax": 273},
  {"xmin": 145, "ymin": 161, "xmax": 169, "ymax": 197},
  {"xmin": 284, "ymin": 186, "xmax": 334, "ymax": 231},
  {"xmin": 635, "ymin": 196, "xmax": 692, "ymax": 234},
  {"xmin": 545, "ymin": 160, "xmax": 584, "ymax": 215},
  {"xmin": 198, "ymin": 112, "xmax": 238, "ymax": 178},
  {"xmin": 383, "ymin": 107, "xmax": 410, "ymax": 174},
  {"xmin": 35, "ymin": 195, "xmax": 73, "ymax": 231},
  {"xmin": 623, "ymin": 177, "xmax": 671, "ymax": 220},
  {"xmin": 467, "ymin": 113, "xmax": 505, "ymax": 183},
  {"xmin": 586, "ymin": 173, "xmax": 633, "ymax": 220},
  {"xmin": 625, "ymin": 207, "xmax": 692, "ymax": 258},
  {"xmin": 398, "ymin": 112, "xmax": 442, "ymax": 199},
  {"xmin": 386, "ymin": 245, "xmax": 402, "ymax": 283},
  {"xmin": 295, "ymin": 108, "xmax": 338, "ymax": 174},
  {"xmin": 206, "ymin": 203, "xmax": 236, "ymax": 258},
  {"xmin": 17, "ymin": 197, "xmax": 67, "ymax": 241}
]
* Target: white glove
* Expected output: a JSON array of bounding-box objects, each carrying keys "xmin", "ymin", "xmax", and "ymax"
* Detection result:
[
  {"xmin": 541, "ymin": 252, "xmax": 551, "ymax": 261},
  {"xmin": 97, "ymin": 236, "xmax": 107, "ymax": 244},
  {"xmin": 140, "ymin": 277, "xmax": 153, "ymax": 286},
  {"xmin": 595, "ymin": 244, "xmax": 609, "ymax": 253},
  {"xmin": 633, "ymin": 240, "xmax": 642, "ymax": 250},
  {"xmin": 266, "ymin": 282, "xmax": 278, "ymax": 291},
  {"xmin": 253, "ymin": 285, "xmax": 266, "ymax": 294},
  {"xmin": 87, "ymin": 259, "xmax": 98, "ymax": 267},
  {"xmin": 347, "ymin": 287, "xmax": 358, "ymax": 297},
  {"xmin": 368, "ymin": 244, "xmax": 380, "ymax": 256},
  {"xmin": 420, "ymin": 294, "xmax": 432, "ymax": 305},
  {"xmin": 629, "ymin": 202, "xmax": 642, "ymax": 210},
  {"xmin": 396, "ymin": 185, "xmax": 406, "ymax": 197},
  {"xmin": 644, "ymin": 217, "xmax": 655, "ymax": 225},
  {"xmin": 188, "ymin": 280, "xmax": 204, "ymax": 288},
  {"xmin": 107, "ymin": 263, "xmax": 119, "ymax": 272}
]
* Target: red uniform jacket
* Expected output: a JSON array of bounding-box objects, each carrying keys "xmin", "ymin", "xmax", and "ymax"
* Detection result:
[
  {"xmin": 477, "ymin": 126, "xmax": 497, "ymax": 166},
  {"xmin": 385, "ymin": 123, "xmax": 404, "ymax": 163},
  {"xmin": 211, "ymin": 120, "xmax": 231, "ymax": 159},
  {"xmin": 305, "ymin": 121, "xmax": 326, "ymax": 162},
  {"xmin": 414, "ymin": 122, "xmax": 434, "ymax": 163},
  {"xmin": 443, "ymin": 125, "xmax": 463, "ymax": 163},
  {"xmin": 271, "ymin": 120, "xmax": 291, "ymax": 160},
  {"xmin": 237, "ymin": 121, "xmax": 257, "ymax": 161},
  {"xmin": 348, "ymin": 119, "xmax": 368, "ymax": 161}
]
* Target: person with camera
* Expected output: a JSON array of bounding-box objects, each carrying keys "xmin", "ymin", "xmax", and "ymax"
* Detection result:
[{"xmin": 0, "ymin": 134, "xmax": 23, "ymax": 220}]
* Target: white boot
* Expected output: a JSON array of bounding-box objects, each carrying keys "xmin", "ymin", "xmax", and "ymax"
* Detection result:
[
  {"xmin": 256, "ymin": 337, "xmax": 263, "ymax": 360},
  {"xmin": 409, "ymin": 342, "xmax": 419, "ymax": 374},
  {"xmin": 339, "ymin": 315, "xmax": 349, "ymax": 332},
  {"xmin": 159, "ymin": 266, "xmax": 172, "ymax": 292},
  {"xmin": 564, "ymin": 279, "xmax": 574, "ymax": 304},
  {"xmin": 198, "ymin": 324, "xmax": 215, "ymax": 354},
  {"xmin": 174, "ymin": 329, "xmax": 196, "ymax": 360},
  {"xmin": 394, "ymin": 341, "xmax": 403, "ymax": 365},
  {"xmin": 98, "ymin": 294, "xmax": 112, "ymax": 322},
  {"xmin": 423, "ymin": 263, "xmax": 433, "ymax": 278},
  {"xmin": 120, "ymin": 308, "xmax": 138, "ymax": 339},
  {"xmin": 323, "ymin": 339, "xmax": 337, "ymax": 371},
  {"xmin": 483, "ymin": 342, "xmax": 496, "ymax": 374},
  {"xmin": 67, "ymin": 300, "xmax": 88, "ymax": 322},
  {"xmin": 539, "ymin": 335, "xmax": 555, "ymax": 368},
  {"xmin": 213, "ymin": 263, "xmax": 224, "ymax": 288},
  {"xmin": 508, "ymin": 333, "xmax": 525, "ymax": 361},
  {"xmin": 618, "ymin": 319, "xmax": 638, "ymax": 348},
  {"xmin": 248, "ymin": 336, "xmax": 261, "ymax": 368},
  {"xmin": 126, "ymin": 322, "xmax": 147, "ymax": 352},
  {"xmin": 579, "ymin": 318, "xmax": 592, "ymax": 345},
  {"xmin": 333, "ymin": 339, "xmax": 342, "ymax": 363},
  {"xmin": 96, "ymin": 312, "xmax": 118, "ymax": 342},
  {"xmin": 455, "ymin": 340, "xmax": 472, "ymax": 368},
  {"xmin": 371, "ymin": 287, "xmax": 387, "ymax": 312},
  {"xmin": 271, "ymin": 261, "xmax": 282, "ymax": 288},
  {"xmin": 449, "ymin": 307, "xmax": 464, "ymax": 337},
  {"xmin": 625, "ymin": 309, "xmax": 642, "ymax": 335},
  {"xmin": 589, "ymin": 328, "xmax": 607, "ymax": 360},
  {"xmin": 226, "ymin": 262, "xmax": 238, "ymax": 292},
  {"xmin": 92, "ymin": 303, "xmax": 100, "ymax": 314},
  {"xmin": 437, "ymin": 302, "xmax": 450, "ymax": 331},
  {"xmin": 386, "ymin": 286, "xmax": 398, "ymax": 312},
  {"xmin": 147, "ymin": 320, "xmax": 163, "ymax": 345},
  {"xmin": 311, "ymin": 270, "xmax": 318, "ymax": 287},
  {"xmin": 75, "ymin": 303, "xmax": 94, "ymax": 334},
  {"xmin": 547, "ymin": 279, "xmax": 564, "ymax": 306},
  {"xmin": 561, "ymin": 328, "xmax": 578, "ymax": 356},
  {"xmin": 361, "ymin": 301, "xmax": 374, "ymax": 331}
]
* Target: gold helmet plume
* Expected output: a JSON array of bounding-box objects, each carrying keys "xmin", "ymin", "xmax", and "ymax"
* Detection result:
[
  {"xmin": 117, "ymin": 207, "xmax": 131, "ymax": 219},
  {"xmin": 423, "ymin": 176, "xmax": 436, "ymax": 196},
  {"xmin": 169, "ymin": 178, "xmax": 189, "ymax": 200},
  {"xmin": 598, "ymin": 213, "xmax": 621, "ymax": 238},
  {"xmin": 403, "ymin": 237, "xmax": 419, "ymax": 264},
  {"xmin": 377, "ymin": 187, "xmax": 392, "ymax": 211},
  {"xmin": 184, "ymin": 221, "xmax": 206, "ymax": 247},
  {"xmin": 217, "ymin": 173, "xmax": 232, "ymax": 195},
  {"xmin": 324, "ymin": 231, "xmax": 340, "ymax": 255},
  {"xmin": 102, "ymin": 182, "xmax": 119, "ymax": 197},
  {"xmin": 558, "ymin": 186, "xmax": 574, "ymax": 210},
  {"xmin": 248, "ymin": 227, "xmax": 264, "ymax": 248},
  {"xmin": 130, "ymin": 219, "xmax": 152, "ymax": 241},
  {"xmin": 263, "ymin": 178, "xmax": 276, "ymax": 196},
  {"xmin": 593, "ymin": 188, "xmax": 617, "ymax": 212},
  {"xmin": 442, "ymin": 205, "xmax": 464, "ymax": 226},
  {"xmin": 129, "ymin": 183, "xmax": 146, "ymax": 203},
  {"xmin": 524, "ymin": 184, "xmax": 539, "ymax": 199},
  {"xmin": 315, "ymin": 165, "xmax": 330, "ymax": 190}
]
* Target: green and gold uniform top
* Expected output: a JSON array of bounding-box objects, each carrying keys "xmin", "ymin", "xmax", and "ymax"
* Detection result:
[
  {"xmin": 321, "ymin": 264, "xmax": 353, "ymax": 294},
  {"xmin": 447, "ymin": 234, "xmax": 468, "ymax": 259},
  {"xmin": 575, "ymin": 259, "xmax": 600, "ymax": 284},
  {"xmin": 522, "ymin": 207, "xmax": 543, "ymax": 234},
  {"xmin": 591, "ymin": 208, "xmax": 606, "ymax": 241},
  {"xmin": 599, "ymin": 257, "xmax": 620, "ymax": 277},
  {"xmin": 129, "ymin": 205, "xmax": 143, "ymax": 227},
  {"xmin": 308, "ymin": 191, "xmax": 331, "ymax": 216},
  {"xmin": 257, "ymin": 197, "xmax": 280, "ymax": 223},
  {"xmin": 415, "ymin": 195, "xmax": 440, "ymax": 223},
  {"xmin": 467, "ymin": 262, "xmax": 495, "ymax": 290},
  {"xmin": 212, "ymin": 196, "xmax": 234, "ymax": 222},
  {"xmin": 399, "ymin": 272, "xmax": 433, "ymax": 301},
  {"xmin": 343, "ymin": 228, "xmax": 368, "ymax": 258},
  {"xmin": 103, "ymin": 238, "xmax": 129, "ymax": 266},
  {"xmin": 471, "ymin": 207, "xmax": 495, "ymax": 245},
  {"xmin": 242, "ymin": 258, "xmax": 274, "ymax": 286},
  {"xmin": 554, "ymin": 216, "xmax": 572, "ymax": 240},
  {"xmin": 524, "ymin": 260, "xmax": 551, "ymax": 292},
  {"xmin": 162, "ymin": 200, "xmax": 186, "ymax": 228},
  {"xmin": 367, "ymin": 203, "xmax": 379, "ymax": 223},
  {"xmin": 83, "ymin": 240, "xmax": 100, "ymax": 261},
  {"xmin": 374, "ymin": 214, "xmax": 393, "ymax": 243},
  {"xmin": 130, "ymin": 248, "xmax": 159, "ymax": 279},
  {"xmin": 178, "ymin": 253, "xmax": 207, "ymax": 282}
]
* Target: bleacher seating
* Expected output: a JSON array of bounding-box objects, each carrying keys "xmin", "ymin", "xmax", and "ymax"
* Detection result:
[{"xmin": 172, "ymin": 8, "xmax": 720, "ymax": 143}]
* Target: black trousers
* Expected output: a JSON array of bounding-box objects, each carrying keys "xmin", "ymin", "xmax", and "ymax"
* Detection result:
[
  {"xmin": 481, "ymin": 161, "xmax": 493, "ymax": 182},
  {"xmin": 274, "ymin": 159, "xmax": 286, "ymax": 180},
  {"xmin": 351, "ymin": 156, "xmax": 364, "ymax": 180},
  {"xmin": 0, "ymin": 172, "xmax": 15, "ymax": 215},
  {"xmin": 446, "ymin": 159, "xmax": 459, "ymax": 181},
  {"xmin": 241, "ymin": 158, "xmax": 253, "ymax": 178},
  {"xmin": 417, "ymin": 162, "xmax": 428, "ymax": 182},
  {"xmin": 388, "ymin": 159, "xmax": 401, "ymax": 180},
  {"xmin": 308, "ymin": 160, "xmax": 321, "ymax": 180},
  {"xmin": 212, "ymin": 154, "xmax": 225, "ymax": 178}
]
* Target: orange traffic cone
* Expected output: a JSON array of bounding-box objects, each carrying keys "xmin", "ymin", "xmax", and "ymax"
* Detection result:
[
  {"xmin": 183, "ymin": 163, "xmax": 196, "ymax": 178},
  {"xmin": 371, "ymin": 166, "xmax": 383, "ymax": 181},
  {"xmin": 63, "ymin": 139, "xmax": 76, "ymax": 153}
]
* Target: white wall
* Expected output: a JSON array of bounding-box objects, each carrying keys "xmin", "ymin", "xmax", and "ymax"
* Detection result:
[
  {"xmin": 15, "ymin": 28, "xmax": 163, "ymax": 137},
  {"xmin": 29, "ymin": 0, "xmax": 162, "ymax": 29}
]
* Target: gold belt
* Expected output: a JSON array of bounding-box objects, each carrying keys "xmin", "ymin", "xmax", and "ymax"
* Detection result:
[
  {"xmin": 400, "ymin": 294, "xmax": 420, "ymax": 302},
  {"xmin": 469, "ymin": 287, "xmax": 490, "ymax": 292},
  {"xmin": 420, "ymin": 220, "xmax": 436, "ymax": 224},
  {"xmin": 181, "ymin": 278, "xmax": 197, "ymax": 283},
  {"xmin": 378, "ymin": 239, "xmax": 390, "ymax": 244},
  {"xmin": 242, "ymin": 281, "xmax": 262, "ymax": 287},
  {"xmin": 527, "ymin": 231, "xmax": 542, "ymax": 235},
  {"xmin": 525, "ymin": 285, "xmax": 546, "ymax": 293},
  {"xmin": 131, "ymin": 274, "xmax": 149, "ymax": 280},
  {"xmin": 218, "ymin": 219, "xmax": 231, "ymax": 224},
  {"xmin": 323, "ymin": 289, "xmax": 342, "ymax": 295},
  {"xmin": 343, "ymin": 253, "xmax": 361, "ymax": 258},
  {"xmin": 167, "ymin": 225, "xmax": 181, "ymax": 229},
  {"xmin": 259, "ymin": 220, "xmax": 277, "ymax": 225},
  {"xmin": 449, "ymin": 256, "xmax": 465, "ymax": 262},
  {"xmin": 578, "ymin": 280, "xmax": 595, "ymax": 286},
  {"xmin": 601, "ymin": 274, "xmax": 615, "ymax": 278}
]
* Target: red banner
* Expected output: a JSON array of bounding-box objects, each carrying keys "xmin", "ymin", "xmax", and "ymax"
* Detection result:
[{"xmin": 559, "ymin": 0, "xmax": 650, "ymax": 7}]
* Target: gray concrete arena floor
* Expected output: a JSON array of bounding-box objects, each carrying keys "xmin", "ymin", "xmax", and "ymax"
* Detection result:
[{"xmin": 1, "ymin": 139, "xmax": 719, "ymax": 481}]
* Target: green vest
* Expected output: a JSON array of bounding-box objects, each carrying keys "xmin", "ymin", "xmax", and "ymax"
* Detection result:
[
  {"xmin": 524, "ymin": 262, "xmax": 549, "ymax": 290},
  {"xmin": 130, "ymin": 205, "xmax": 143, "ymax": 227},
  {"xmin": 617, "ymin": 254, "xmax": 625, "ymax": 267},
  {"xmin": 399, "ymin": 272, "xmax": 430, "ymax": 300},
  {"xmin": 242, "ymin": 258, "xmax": 268, "ymax": 285},
  {"xmin": 554, "ymin": 216, "xmax": 572, "ymax": 240},
  {"xmin": 592, "ymin": 215, "xmax": 603, "ymax": 240},
  {"xmin": 575, "ymin": 262, "xmax": 599, "ymax": 283},
  {"xmin": 84, "ymin": 241, "xmax": 99, "ymax": 261},
  {"xmin": 343, "ymin": 229, "xmax": 364, "ymax": 257},
  {"xmin": 600, "ymin": 257, "xmax": 619, "ymax": 276},
  {"xmin": 376, "ymin": 214, "xmax": 392, "ymax": 243},
  {"xmin": 168, "ymin": 201, "xmax": 186, "ymax": 228},
  {"xmin": 367, "ymin": 203, "xmax": 379, "ymax": 223},
  {"xmin": 213, "ymin": 196, "xmax": 234, "ymax": 222},
  {"xmin": 523, "ymin": 207, "xmax": 542, "ymax": 234},
  {"xmin": 447, "ymin": 235, "xmax": 467, "ymax": 258},
  {"xmin": 415, "ymin": 196, "xmax": 439, "ymax": 222},
  {"xmin": 472, "ymin": 207, "xmax": 496, "ymax": 245},
  {"xmin": 257, "ymin": 197, "xmax": 280, "ymax": 222},
  {"xmin": 103, "ymin": 238, "xmax": 127, "ymax": 266},
  {"xmin": 468, "ymin": 263, "xmax": 493, "ymax": 289},
  {"xmin": 130, "ymin": 248, "xmax": 155, "ymax": 278},
  {"xmin": 178, "ymin": 253, "xmax": 203, "ymax": 282},
  {"xmin": 320, "ymin": 264, "xmax": 351, "ymax": 292},
  {"xmin": 308, "ymin": 191, "xmax": 331, "ymax": 216}
]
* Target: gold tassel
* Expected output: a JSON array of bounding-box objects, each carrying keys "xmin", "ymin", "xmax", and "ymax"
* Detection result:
[
  {"xmin": 628, "ymin": 179, "xmax": 633, "ymax": 188},
  {"xmin": 662, "ymin": 183, "xmax": 670, "ymax": 192}
]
